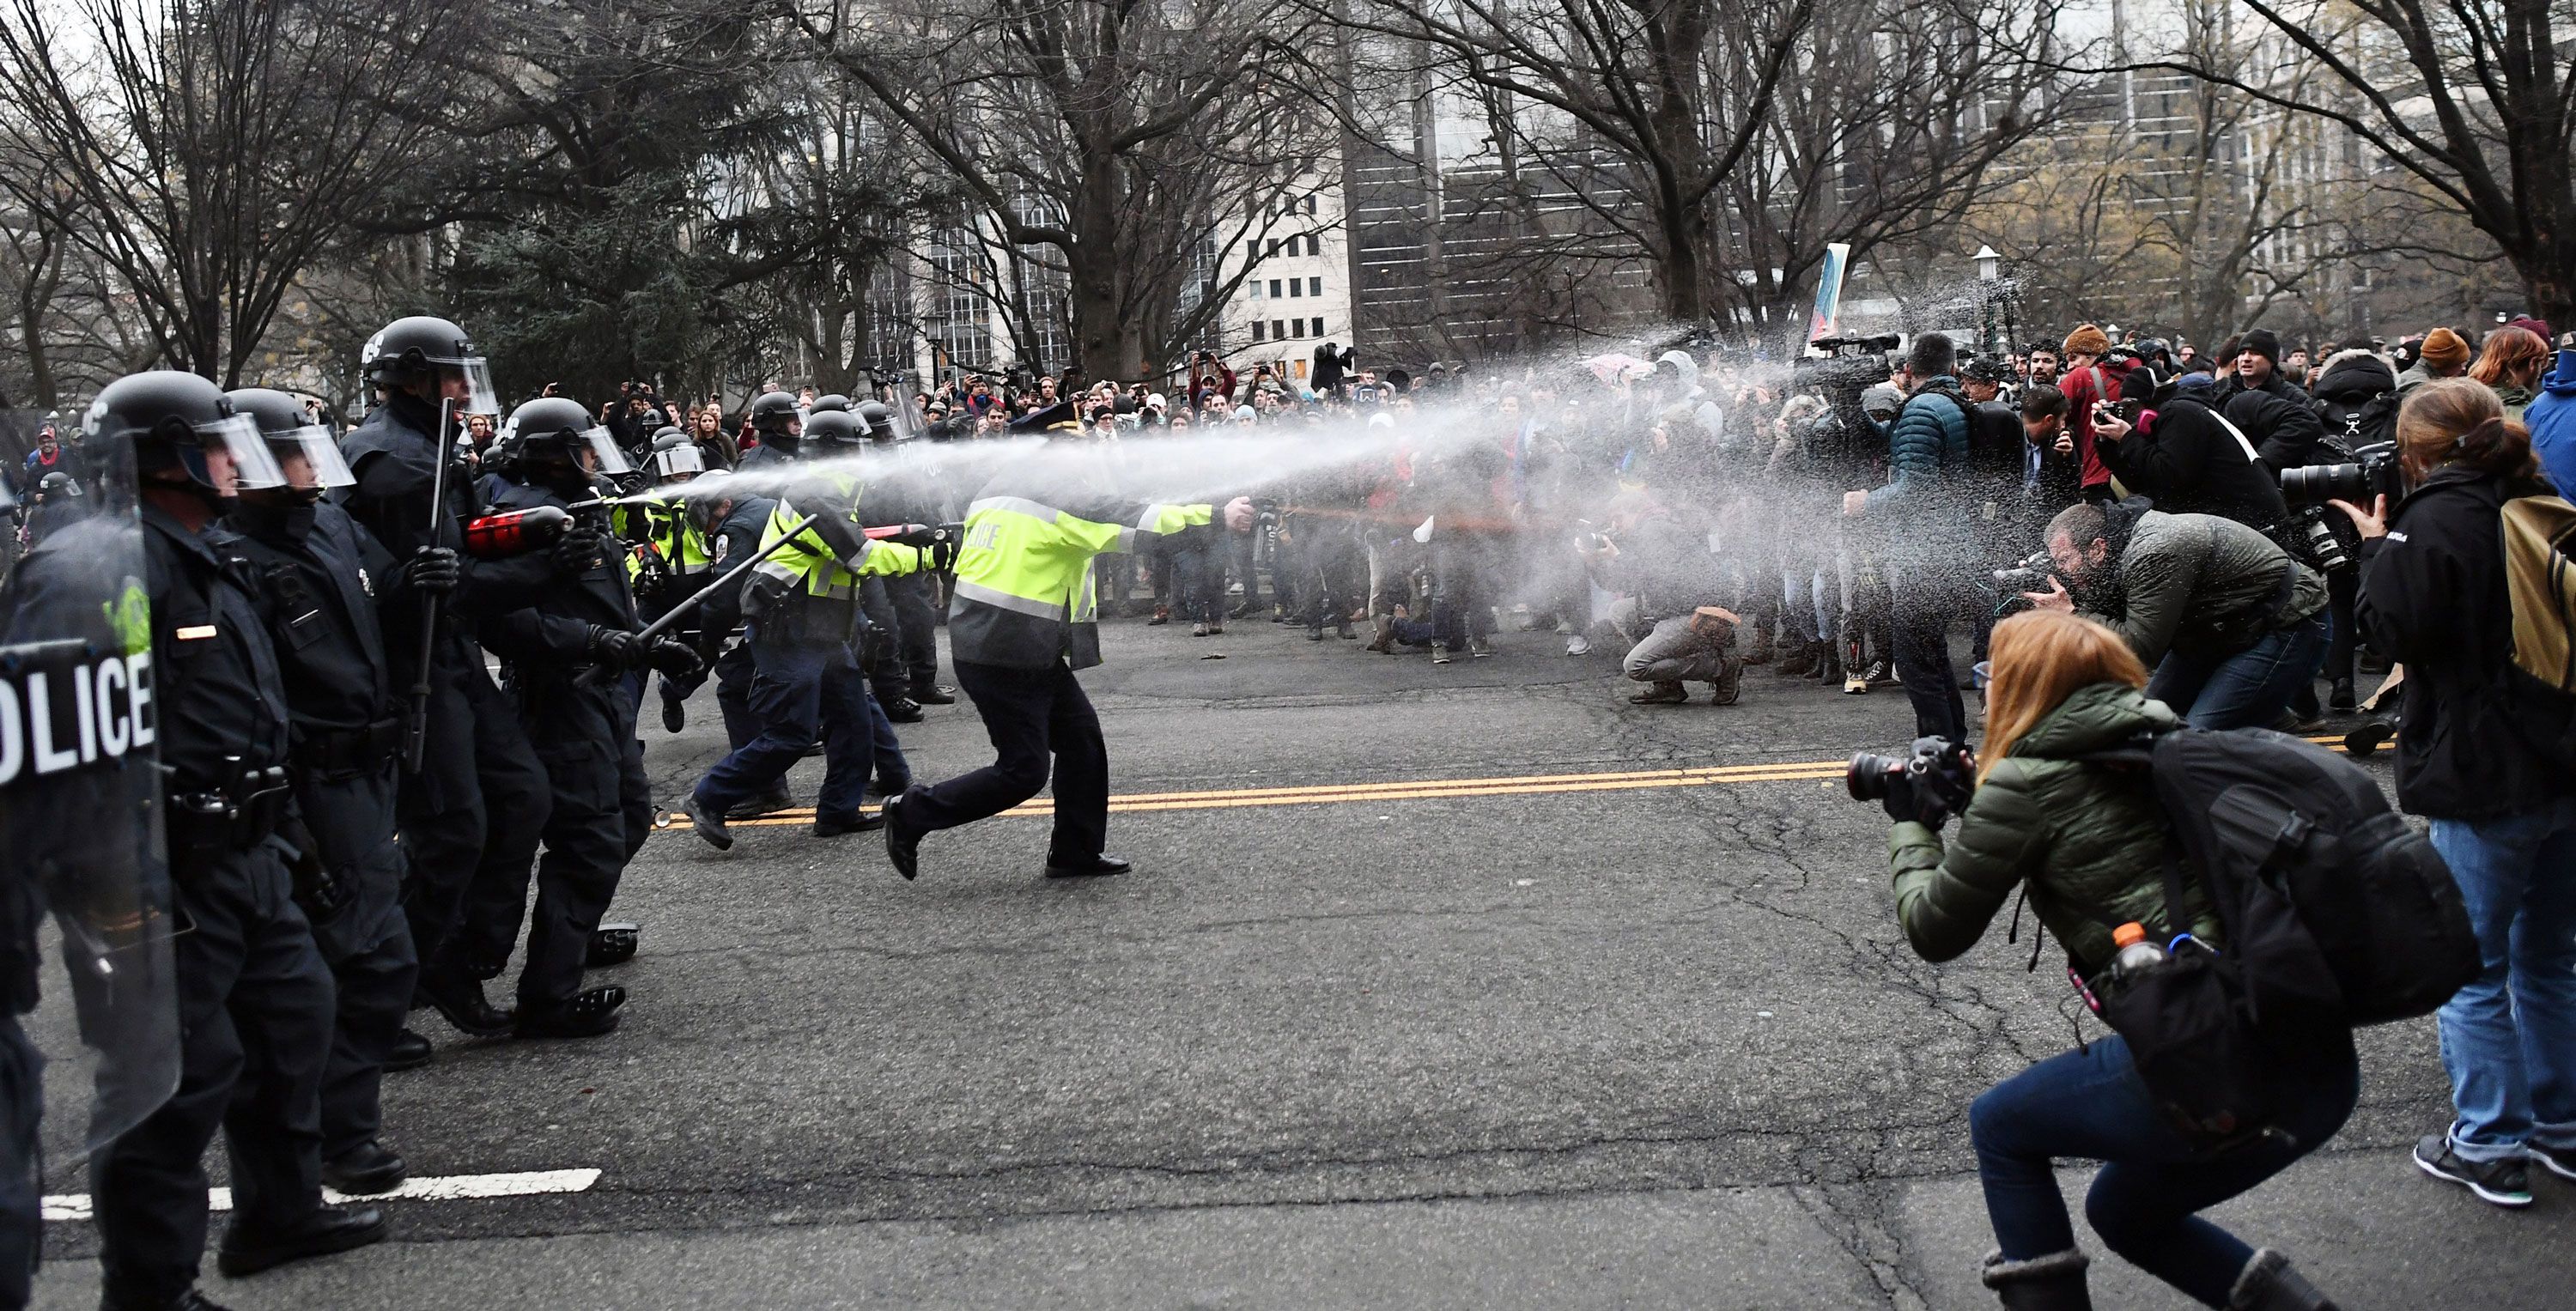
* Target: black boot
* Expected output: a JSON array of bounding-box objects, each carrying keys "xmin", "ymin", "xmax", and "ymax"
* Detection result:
[
  {"xmin": 515, "ymin": 986, "xmax": 625, "ymax": 1040},
  {"xmin": 1980, "ymin": 1247, "xmax": 2092, "ymax": 1310},
  {"xmin": 2329, "ymin": 678, "xmax": 2355, "ymax": 712},
  {"xmin": 587, "ymin": 922, "xmax": 639, "ymax": 966},
  {"xmin": 321, "ymin": 1139, "xmax": 408, "ymax": 1196},
  {"xmin": 215, "ymin": 1204, "xmax": 388, "ymax": 1278},
  {"xmin": 383, "ymin": 1028, "xmax": 433, "ymax": 1072},
  {"xmin": 2228, "ymin": 1248, "xmax": 2338, "ymax": 1309},
  {"xmin": 416, "ymin": 968, "xmax": 513, "ymax": 1038},
  {"xmin": 726, "ymin": 781, "xmax": 793, "ymax": 820},
  {"xmin": 1306, "ymin": 623, "xmax": 1326, "ymax": 640}
]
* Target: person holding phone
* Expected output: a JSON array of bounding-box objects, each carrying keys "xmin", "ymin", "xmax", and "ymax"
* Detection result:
[{"xmin": 2091, "ymin": 367, "xmax": 2291, "ymax": 535}]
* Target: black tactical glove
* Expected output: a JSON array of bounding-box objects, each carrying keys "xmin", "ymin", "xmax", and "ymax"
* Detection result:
[
  {"xmin": 588, "ymin": 626, "xmax": 645, "ymax": 670},
  {"xmin": 398, "ymin": 545, "xmax": 460, "ymax": 598},
  {"xmin": 279, "ymin": 817, "xmax": 353, "ymax": 926},
  {"xmin": 553, "ymin": 525, "xmax": 608, "ymax": 576},
  {"xmin": 644, "ymin": 636, "xmax": 702, "ymax": 680}
]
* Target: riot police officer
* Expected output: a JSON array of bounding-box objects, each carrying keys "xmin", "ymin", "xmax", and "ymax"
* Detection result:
[
  {"xmin": 460, "ymin": 398, "xmax": 699, "ymax": 1038},
  {"xmin": 688, "ymin": 410, "xmax": 948, "ymax": 848},
  {"xmin": 685, "ymin": 471, "xmax": 794, "ymax": 817},
  {"xmin": 339, "ymin": 315, "xmax": 547, "ymax": 1041},
  {"xmin": 224, "ymin": 387, "xmax": 433, "ymax": 1197},
  {"xmin": 619, "ymin": 432, "xmax": 714, "ymax": 732},
  {"xmin": 736, "ymin": 390, "xmax": 803, "ymax": 472},
  {"xmin": 82, "ymin": 371, "xmax": 382, "ymax": 1308},
  {"xmin": 853, "ymin": 400, "xmax": 951, "ymax": 719}
]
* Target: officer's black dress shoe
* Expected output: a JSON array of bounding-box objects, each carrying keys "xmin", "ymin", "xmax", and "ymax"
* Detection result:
[
  {"xmin": 882, "ymin": 793, "xmax": 920, "ymax": 881},
  {"xmin": 1044, "ymin": 854, "xmax": 1133, "ymax": 879},
  {"xmin": 416, "ymin": 971, "xmax": 514, "ymax": 1038},
  {"xmin": 813, "ymin": 810, "xmax": 884, "ymax": 836},
  {"xmin": 726, "ymin": 782, "xmax": 793, "ymax": 820},
  {"xmin": 883, "ymin": 697, "xmax": 926, "ymax": 724},
  {"xmin": 321, "ymin": 1139, "xmax": 408, "ymax": 1196},
  {"xmin": 215, "ymin": 1203, "xmax": 387, "ymax": 1277},
  {"xmin": 660, "ymin": 695, "xmax": 686, "ymax": 733},
  {"xmin": 515, "ymin": 986, "xmax": 625, "ymax": 1040},
  {"xmin": 689, "ymin": 788, "xmax": 734, "ymax": 851},
  {"xmin": 913, "ymin": 684, "xmax": 957, "ymax": 705},
  {"xmin": 383, "ymin": 1029, "xmax": 434, "ymax": 1072},
  {"xmin": 587, "ymin": 922, "xmax": 640, "ymax": 966}
]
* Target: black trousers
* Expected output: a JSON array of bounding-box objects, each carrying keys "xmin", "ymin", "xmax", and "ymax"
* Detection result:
[
  {"xmin": 1299, "ymin": 529, "xmax": 1363, "ymax": 628},
  {"xmin": 298, "ymin": 762, "xmax": 418, "ymax": 1162},
  {"xmin": 456, "ymin": 682, "xmax": 648, "ymax": 1010},
  {"xmin": 93, "ymin": 846, "xmax": 333, "ymax": 1310},
  {"xmin": 402, "ymin": 646, "xmax": 550, "ymax": 978},
  {"xmin": 902, "ymin": 659, "xmax": 1107, "ymax": 865},
  {"xmin": 714, "ymin": 640, "xmax": 761, "ymax": 750},
  {"xmin": 889, "ymin": 574, "xmax": 942, "ymax": 695},
  {"xmin": 0, "ymin": 1016, "xmax": 37, "ymax": 1311},
  {"xmin": 1890, "ymin": 565, "xmax": 1969, "ymax": 744}
]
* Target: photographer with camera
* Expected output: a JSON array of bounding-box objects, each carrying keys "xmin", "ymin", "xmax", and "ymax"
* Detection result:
[
  {"xmin": 2339, "ymin": 377, "xmax": 2576, "ymax": 1209},
  {"xmin": 2088, "ymin": 368, "xmax": 2291, "ymax": 535},
  {"xmin": 1879, "ymin": 609, "xmax": 2352, "ymax": 1311},
  {"xmin": 1582, "ymin": 492, "xmax": 1742, "ymax": 705},
  {"xmin": 2022, "ymin": 498, "xmax": 2328, "ymax": 731}
]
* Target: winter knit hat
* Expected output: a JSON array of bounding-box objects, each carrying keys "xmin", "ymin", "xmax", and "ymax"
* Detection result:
[
  {"xmin": 2418, "ymin": 327, "xmax": 2470, "ymax": 371},
  {"xmin": 2063, "ymin": 324, "xmax": 2111, "ymax": 359},
  {"xmin": 2506, "ymin": 317, "xmax": 2553, "ymax": 345},
  {"xmin": 2237, "ymin": 328, "xmax": 2281, "ymax": 367}
]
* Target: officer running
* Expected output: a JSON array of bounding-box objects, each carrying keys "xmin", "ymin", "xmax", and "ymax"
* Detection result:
[
  {"xmin": 879, "ymin": 406, "xmax": 1253, "ymax": 881},
  {"xmin": 83, "ymin": 372, "xmax": 384, "ymax": 1308}
]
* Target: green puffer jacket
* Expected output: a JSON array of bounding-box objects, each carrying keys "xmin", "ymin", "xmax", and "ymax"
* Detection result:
[{"xmin": 1888, "ymin": 682, "xmax": 2221, "ymax": 976}]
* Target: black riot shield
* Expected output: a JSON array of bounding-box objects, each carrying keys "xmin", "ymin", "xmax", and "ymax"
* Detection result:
[{"xmin": 0, "ymin": 434, "xmax": 182, "ymax": 1156}]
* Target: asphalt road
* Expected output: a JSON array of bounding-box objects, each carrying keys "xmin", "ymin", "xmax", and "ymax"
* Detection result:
[{"xmin": 30, "ymin": 616, "xmax": 2576, "ymax": 1308}]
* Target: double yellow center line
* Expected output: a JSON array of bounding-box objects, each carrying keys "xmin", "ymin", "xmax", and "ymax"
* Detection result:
[
  {"xmin": 659, "ymin": 735, "xmax": 2373, "ymax": 833},
  {"xmin": 665, "ymin": 757, "xmax": 1854, "ymax": 830}
]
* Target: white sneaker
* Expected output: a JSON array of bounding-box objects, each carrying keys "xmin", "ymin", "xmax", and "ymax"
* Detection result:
[{"xmin": 1564, "ymin": 634, "xmax": 1591, "ymax": 656}]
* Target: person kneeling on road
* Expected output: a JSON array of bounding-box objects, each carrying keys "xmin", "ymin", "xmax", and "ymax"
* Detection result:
[
  {"xmin": 2020, "ymin": 497, "xmax": 2326, "ymax": 731},
  {"xmin": 1886, "ymin": 609, "xmax": 2351, "ymax": 1311},
  {"xmin": 1582, "ymin": 492, "xmax": 1742, "ymax": 706}
]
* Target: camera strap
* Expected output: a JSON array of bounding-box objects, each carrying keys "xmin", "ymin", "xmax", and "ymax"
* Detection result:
[{"xmin": 2206, "ymin": 407, "xmax": 2264, "ymax": 465}]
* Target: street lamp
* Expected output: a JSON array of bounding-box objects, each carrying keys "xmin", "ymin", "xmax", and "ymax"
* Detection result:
[
  {"xmin": 1974, "ymin": 245, "xmax": 2001, "ymax": 282},
  {"xmin": 1974, "ymin": 246, "xmax": 2003, "ymax": 357}
]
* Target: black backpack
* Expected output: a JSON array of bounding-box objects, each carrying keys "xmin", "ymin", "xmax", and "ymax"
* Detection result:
[
  {"xmin": 1915, "ymin": 381, "xmax": 2027, "ymax": 500},
  {"xmin": 2314, "ymin": 388, "xmax": 2397, "ymax": 463},
  {"xmin": 2076, "ymin": 728, "xmax": 2478, "ymax": 1144}
]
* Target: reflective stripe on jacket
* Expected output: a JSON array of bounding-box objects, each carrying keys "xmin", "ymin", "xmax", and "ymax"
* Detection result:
[{"xmin": 950, "ymin": 492, "xmax": 1212, "ymax": 670}]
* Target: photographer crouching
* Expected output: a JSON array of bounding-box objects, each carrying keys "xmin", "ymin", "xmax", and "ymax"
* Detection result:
[
  {"xmin": 1877, "ymin": 610, "xmax": 2352, "ymax": 1310},
  {"xmin": 1580, "ymin": 491, "xmax": 1743, "ymax": 706},
  {"xmin": 2020, "ymin": 498, "xmax": 2327, "ymax": 730}
]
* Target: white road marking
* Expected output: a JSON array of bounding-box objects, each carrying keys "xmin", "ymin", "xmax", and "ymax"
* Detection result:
[{"xmin": 41, "ymin": 1168, "xmax": 600, "ymax": 1223}]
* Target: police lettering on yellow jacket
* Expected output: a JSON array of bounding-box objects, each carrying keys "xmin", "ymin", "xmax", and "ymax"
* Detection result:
[
  {"xmin": 617, "ymin": 492, "xmax": 711, "ymax": 618},
  {"xmin": 744, "ymin": 470, "xmax": 930, "ymax": 646},
  {"xmin": 949, "ymin": 469, "xmax": 1212, "ymax": 671}
]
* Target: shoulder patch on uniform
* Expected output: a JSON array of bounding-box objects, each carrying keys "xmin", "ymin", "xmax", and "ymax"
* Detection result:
[{"xmin": 711, "ymin": 536, "xmax": 729, "ymax": 563}]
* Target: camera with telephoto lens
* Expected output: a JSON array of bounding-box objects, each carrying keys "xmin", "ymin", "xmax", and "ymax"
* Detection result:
[
  {"xmin": 2286, "ymin": 505, "xmax": 2351, "ymax": 573},
  {"xmin": 1847, "ymin": 737, "xmax": 1977, "ymax": 825},
  {"xmin": 2278, "ymin": 440, "xmax": 2400, "ymax": 507}
]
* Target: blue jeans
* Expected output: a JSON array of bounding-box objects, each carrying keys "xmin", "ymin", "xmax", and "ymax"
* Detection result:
[
  {"xmin": 695, "ymin": 640, "xmax": 906, "ymax": 821},
  {"xmin": 2145, "ymin": 613, "xmax": 2328, "ymax": 730},
  {"xmin": 1971, "ymin": 1034, "xmax": 2359, "ymax": 1308},
  {"xmin": 2427, "ymin": 796, "xmax": 2576, "ymax": 1162}
]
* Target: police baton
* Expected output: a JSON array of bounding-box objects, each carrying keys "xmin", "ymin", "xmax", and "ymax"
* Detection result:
[{"xmin": 402, "ymin": 398, "xmax": 454, "ymax": 774}]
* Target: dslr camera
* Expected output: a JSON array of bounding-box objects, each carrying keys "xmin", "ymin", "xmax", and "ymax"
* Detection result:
[
  {"xmin": 1987, "ymin": 549, "xmax": 2062, "ymax": 617},
  {"xmin": 2278, "ymin": 440, "xmax": 2400, "ymax": 507},
  {"xmin": 1847, "ymin": 736, "xmax": 1977, "ymax": 826}
]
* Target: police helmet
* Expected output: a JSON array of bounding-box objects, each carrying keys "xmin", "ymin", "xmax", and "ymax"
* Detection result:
[
  {"xmin": 505, "ymin": 396, "xmax": 630, "ymax": 479},
  {"xmin": 811, "ymin": 393, "xmax": 852, "ymax": 413},
  {"xmin": 86, "ymin": 371, "xmax": 285, "ymax": 498},
  {"xmin": 359, "ymin": 315, "xmax": 498, "ymax": 415},
  {"xmin": 225, "ymin": 387, "xmax": 355, "ymax": 494},
  {"xmin": 854, "ymin": 399, "xmax": 898, "ymax": 444},
  {"xmin": 804, "ymin": 409, "xmax": 867, "ymax": 451},
  {"xmin": 650, "ymin": 430, "xmax": 705, "ymax": 482},
  {"xmin": 34, "ymin": 470, "xmax": 80, "ymax": 502}
]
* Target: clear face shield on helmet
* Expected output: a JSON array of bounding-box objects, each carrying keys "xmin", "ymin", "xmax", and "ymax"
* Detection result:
[
  {"xmin": 264, "ymin": 423, "xmax": 355, "ymax": 492},
  {"xmin": 440, "ymin": 357, "xmax": 501, "ymax": 419},
  {"xmin": 198, "ymin": 412, "xmax": 287, "ymax": 495},
  {"xmin": 651, "ymin": 442, "xmax": 704, "ymax": 483}
]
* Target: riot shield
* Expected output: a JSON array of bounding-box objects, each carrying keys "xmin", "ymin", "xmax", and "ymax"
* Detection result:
[{"xmin": 0, "ymin": 434, "xmax": 182, "ymax": 1156}]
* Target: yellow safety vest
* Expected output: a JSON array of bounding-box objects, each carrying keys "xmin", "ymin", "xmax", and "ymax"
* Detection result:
[{"xmin": 950, "ymin": 490, "xmax": 1211, "ymax": 670}]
